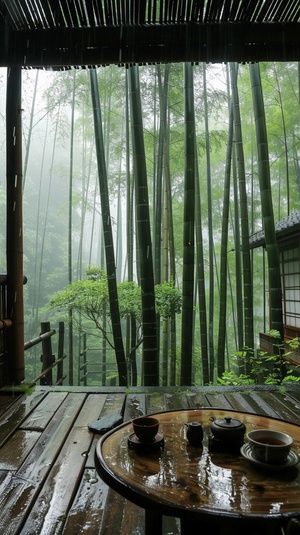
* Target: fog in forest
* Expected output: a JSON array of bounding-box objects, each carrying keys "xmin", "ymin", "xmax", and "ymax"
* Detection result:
[{"xmin": 1, "ymin": 62, "xmax": 299, "ymax": 387}]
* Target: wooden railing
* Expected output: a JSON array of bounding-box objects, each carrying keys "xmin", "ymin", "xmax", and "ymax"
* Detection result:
[
  {"xmin": 0, "ymin": 275, "xmax": 10, "ymax": 387},
  {"xmin": 0, "ymin": 273, "xmax": 28, "ymax": 387},
  {"xmin": 79, "ymin": 331, "xmax": 118, "ymax": 386},
  {"xmin": 25, "ymin": 321, "xmax": 67, "ymax": 387}
]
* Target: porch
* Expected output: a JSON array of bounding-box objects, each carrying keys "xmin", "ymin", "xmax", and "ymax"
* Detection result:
[{"xmin": 0, "ymin": 384, "xmax": 300, "ymax": 535}]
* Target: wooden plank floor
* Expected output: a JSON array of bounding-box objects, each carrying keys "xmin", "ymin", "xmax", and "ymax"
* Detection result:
[{"xmin": 0, "ymin": 384, "xmax": 299, "ymax": 534}]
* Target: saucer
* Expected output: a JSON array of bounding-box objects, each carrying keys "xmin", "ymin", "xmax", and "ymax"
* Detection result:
[
  {"xmin": 128, "ymin": 432, "xmax": 164, "ymax": 454},
  {"xmin": 240, "ymin": 443, "xmax": 299, "ymax": 471}
]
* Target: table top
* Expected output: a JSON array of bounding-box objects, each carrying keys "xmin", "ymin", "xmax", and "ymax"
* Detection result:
[{"xmin": 95, "ymin": 408, "xmax": 300, "ymax": 525}]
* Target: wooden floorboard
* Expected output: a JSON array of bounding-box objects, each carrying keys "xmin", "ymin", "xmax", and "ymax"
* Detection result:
[
  {"xmin": 0, "ymin": 392, "xmax": 22, "ymax": 414},
  {"xmin": 0, "ymin": 389, "xmax": 47, "ymax": 447},
  {"xmin": 0, "ymin": 384, "xmax": 298, "ymax": 534}
]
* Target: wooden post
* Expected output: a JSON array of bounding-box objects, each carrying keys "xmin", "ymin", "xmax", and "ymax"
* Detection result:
[
  {"xmin": 80, "ymin": 332, "xmax": 87, "ymax": 386},
  {"xmin": 40, "ymin": 321, "xmax": 55, "ymax": 385},
  {"xmin": 57, "ymin": 321, "xmax": 64, "ymax": 385},
  {"xmin": 6, "ymin": 67, "xmax": 24, "ymax": 384}
]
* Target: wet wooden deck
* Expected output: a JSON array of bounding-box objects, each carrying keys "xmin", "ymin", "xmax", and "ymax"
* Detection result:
[{"xmin": 0, "ymin": 384, "xmax": 300, "ymax": 534}]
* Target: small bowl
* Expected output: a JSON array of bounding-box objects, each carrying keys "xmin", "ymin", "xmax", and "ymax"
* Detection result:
[
  {"xmin": 132, "ymin": 416, "xmax": 159, "ymax": 443},
  {"xmin": 247, "ymin": 429, "xmax": 293, "ymax": 464}
]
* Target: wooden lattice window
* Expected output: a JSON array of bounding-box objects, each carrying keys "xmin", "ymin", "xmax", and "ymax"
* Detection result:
[{"xmin": 280, "ymin": 246, "xmax": 300, "ymax": 329}]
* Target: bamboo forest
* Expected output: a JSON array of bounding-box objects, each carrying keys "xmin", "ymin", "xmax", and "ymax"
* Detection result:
[{"xmin": 1, "ymin": 62, "xmax": 299, "ymax": 388}]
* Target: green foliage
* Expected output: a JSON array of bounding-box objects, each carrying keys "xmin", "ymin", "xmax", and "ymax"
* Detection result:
[
  {"xmin": 50, "ymin": 277, "xmax": 109, "ymax": 339},
  {"xmin": 217, "ymin": 371, "xmax": 255, "ymax": 386},
  {"xmin": 86, "ymin": 266, "xmax": 106, "ymax": 281},
  {"xmin": 50, "ymin": 278, "xmax": 108, "ymax": 311},
  {"xmin": 282, "ymin": 374, "xmax": 300, "ymax": 384},
  {"xmin": 118, "ymin": 281, "xmax": 142, "ymax": 323},
  {"xmin": 217, "ymin": 335, "xmax": 300, "ymax": 386},
  {"xmin": 155, "ymin": 281, "xmax": 182, "ymax": 318},
  {"xmin": 49, "ymin": 270, "xmax": 182, "ymax": 346}
]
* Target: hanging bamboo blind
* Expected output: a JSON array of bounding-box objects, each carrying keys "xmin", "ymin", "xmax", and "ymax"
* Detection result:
[
  {"xmin": 3, "ymin": 0, "xmax": 300, "ymax": 29},
  {"xmin": 0, "ymin": 0, "xmax": 299, "ymax": 67}
]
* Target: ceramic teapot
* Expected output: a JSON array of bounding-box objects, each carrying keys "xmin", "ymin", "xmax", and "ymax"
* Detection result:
[
  {"xmin": 185, "ymin": 422, "xmax": 203, "ymax": 446},
  {"xmin": 209, "ymin": 416, "xmax": 246, "ymax": 441}
]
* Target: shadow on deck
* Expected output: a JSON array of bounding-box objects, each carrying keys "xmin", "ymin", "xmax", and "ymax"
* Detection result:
[{"xmin": 0, "ymin": 384, "xmax": 300, "ymax": 534}]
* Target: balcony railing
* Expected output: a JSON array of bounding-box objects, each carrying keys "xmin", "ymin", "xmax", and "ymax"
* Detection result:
[
  {"xmin": 25, "ymin": 321, "xmax": 66, "ymax": 387},
  {"xmin": 0, "ymin": 274, "xmax": 10, "ymax": 387}
]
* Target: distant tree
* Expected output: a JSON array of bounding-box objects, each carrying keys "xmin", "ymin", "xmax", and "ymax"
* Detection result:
[
  {"xmin": 23, "ymin": 70, "xmax": 39, "ymax": 190},
  {"xmin": 195, "ymin": 154, "xmax": 209, "ymax": 385},
  {"xmin": 49, "ymin": 269, "xmax": 181, "ymax": 383},
  {"xmin": 203, "ymin": 62, "xmax": 215, "ymax": 382},
  {"xmin": 90, "ymin": 68, "xmax": 127, "ymax": 386},
  {"xmin": 249, "ymin": 63, "xmax": 283, "ymax": 338},
  {"xmin": 230, "ymin": 62, "xmax": 254, "ymax": 366},
  {"xmin": 128, "ymin": 65, "xmax": 159, "ymax": 386},
  {"xmin": 217, "ymin": 102, "xmax": 233, "ymax": 377},
  {"xmin": 180, "ymin": 62, "xmax": 196, "ymax": 386}
]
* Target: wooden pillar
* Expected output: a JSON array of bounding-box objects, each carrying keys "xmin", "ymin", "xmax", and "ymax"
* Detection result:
[
  {"xmin": 6, "ymin": 67, "xmax": 24, "ymax": 384},
  {"xmin": 40, "ymin": 322, "xmax": 54, "ymax": 385}
]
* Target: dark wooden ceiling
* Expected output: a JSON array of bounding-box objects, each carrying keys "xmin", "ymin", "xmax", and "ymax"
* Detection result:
[{"xmin": 0, "ymin": 0, "xmax": 300, "ymax": 68}]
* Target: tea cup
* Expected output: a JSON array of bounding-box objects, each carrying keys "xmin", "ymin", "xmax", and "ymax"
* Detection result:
[
  {"xmin": 247, "ymin": 429, "xmax": 293, "ymax": 464},
  {"xmin": 132, "ymin": 416, "xmax": 159, "ymax": 443}
]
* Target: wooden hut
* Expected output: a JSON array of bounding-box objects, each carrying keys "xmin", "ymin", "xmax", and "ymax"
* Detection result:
[{"xmin": 250, "ymin": 211, "xmax": 300, "ymax": 364}]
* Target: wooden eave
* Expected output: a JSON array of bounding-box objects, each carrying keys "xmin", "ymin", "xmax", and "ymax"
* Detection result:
[
  {"xmin": 0, "ymin": 0, "xmax": 300, "ymax": 69},
  {"xmin": 1, "ymin": 22, "xmax": 300, "ymax": 68},
  {"xmin": 250, "ymin": 212, "xmax": 300, "ymax": 249}
]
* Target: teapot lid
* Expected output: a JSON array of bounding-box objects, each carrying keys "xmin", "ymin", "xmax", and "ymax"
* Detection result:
[
  {"xmin": 188, "ymin": 422, "xmax": 202, "ymax": 426},
  {"xmin": 213, "ymin": 416, "xmax": 244, "ymax": 429}
]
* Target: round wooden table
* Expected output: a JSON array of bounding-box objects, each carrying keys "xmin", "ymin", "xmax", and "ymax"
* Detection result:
[{"xmin": 95, "ymin": 409, "xmax": 300, "ymax": 535}]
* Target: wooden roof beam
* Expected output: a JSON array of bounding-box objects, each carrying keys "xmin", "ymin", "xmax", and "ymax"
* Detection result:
[{"xmin": 0, "ymin": 22, "xmax": 299, "ymax": 67}]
